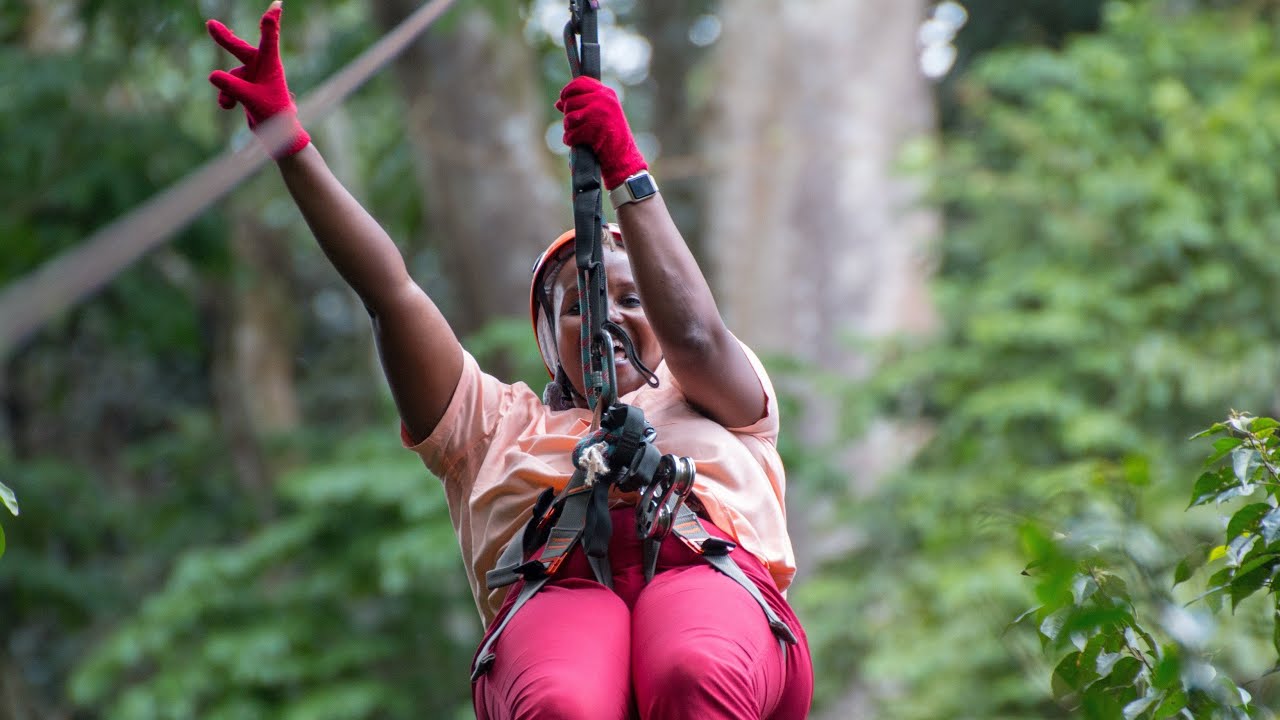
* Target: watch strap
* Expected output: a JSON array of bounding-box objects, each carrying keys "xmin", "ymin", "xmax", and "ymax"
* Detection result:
[{"xmin": 609, "ymin": 171, "xmax": 659, "ymax": 209}]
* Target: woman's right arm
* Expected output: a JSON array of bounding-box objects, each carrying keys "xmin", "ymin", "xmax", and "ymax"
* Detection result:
[
  {"xmin": 276, "ymin": 147, "xmax": 462, "ymax": 443},
  {"xmin": 208, "ymin": 3, "xmax": 460, "ymax": 443}
]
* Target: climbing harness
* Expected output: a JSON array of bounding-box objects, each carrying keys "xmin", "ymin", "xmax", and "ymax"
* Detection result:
[{"xmin": 471, "ymin": 0, "xmax": 797, "ymax": 683}]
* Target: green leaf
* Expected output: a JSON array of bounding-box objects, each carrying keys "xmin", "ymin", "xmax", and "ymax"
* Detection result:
[
  {"xmin": 0, "ymin": 522, "xmax": 5, "ymax": 560},
  {"xmin": 1226, "ymin": 503, "xmax": 1271, "ymax": 542},
  {"xmin": 1230, "ymin": 558, "xmax": 1276, "ymax": 610},
  {"xmin": 1061, "ymin": 604, "xmax": 1133, "ymax": 639},
  {"xmin": 1103, "ymin": 657, "xmax": 1143, "ymax": 689},
  {"xmin": 1096, "ymin": 650, "xmax": 1125, "ymax": 680},
  {"xmin": 1190, "ymin": 422, "xmax": 1228, "ymax": 440},
  {"xmin": 1151, "ymin": 647, "xmax": 1181, "ymax": 691},
  {"xmin": 1273, "ymin": 595, "xmax": 1280, "ymax": 659},
  {"xmin": 1261, "ymin": 507, "xmax": 1280, "ymax": 545},
  {"xmin": 1224, "ymin": 533, "xmax": 1258, "ymax": 568},
  {"xmin": 1207, "ymin": 436, "xmax": 1244, "ymax": 465},
  {"xmin": 1231, "ymin": 447, "xmax": 1258, "ymax": 485},
  {"xmin": 1006, "ymin": 605, "xmax": 1043, "ymax": 635},
  {"xmin": 1188, "ymin": 468, "xmax": 1233, "ymax": 508},
  {"xmin": 0, "ymin": 480, "xmax": 17, "ymax": 517},
  {"xmin": 1197, "ymin": 568, "xmax": 1231, "ymax": 613},
  {"xmin": 1124, "ymin": 695, "xmax": 1156, "ymax": 720},
  {"xmin": 1052, "ymin": 651, "xmax": 1088, "ymax": 699},
  {"xmin": 1251, "ymin": 418, "xmax": 1280, "ymax": 432},
  {"xmin": 1073, "ymin": 573, "xmax": 1099, "ymax": 606},
  {"xmin": 1041, "ymin": 608, "xmax": 1069, "ymax": 641},
  {"xmin": 1153, "ymin": 689, "xmax": 1188, "ymax": 719},
  {"xmin": 1173, "ymin": 548, "xmax": 1207, "ymax": 587}
]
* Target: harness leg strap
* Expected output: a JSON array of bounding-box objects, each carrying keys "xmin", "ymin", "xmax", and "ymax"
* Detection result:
[
  {"xmin": 471, "ymin": 575, "xmax": 550, "ymax": 681},
  {"xmin": 670, "ymin": 505, "xmax": 798, "ymax": 661}
]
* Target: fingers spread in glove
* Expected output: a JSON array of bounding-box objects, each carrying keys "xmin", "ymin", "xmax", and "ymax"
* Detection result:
[
  {"xmin": 257, "ymin": 3, "xmax": 283, "ymax": 71},
  {"xmin": 207, "ymin": 20, "xmax": 258, "ymax": 65},
  {"xmin": 216, "ymin": 66, "xmax": 248, "ymax": 109},
  {"xmin": 209, "ymin": 69, "xmax": 264, "ymax": 106}
]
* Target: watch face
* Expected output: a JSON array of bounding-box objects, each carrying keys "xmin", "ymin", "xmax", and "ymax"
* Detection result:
[{"xmin": 628, "ymin": 174, "xmax": 657, "ymax": 198}]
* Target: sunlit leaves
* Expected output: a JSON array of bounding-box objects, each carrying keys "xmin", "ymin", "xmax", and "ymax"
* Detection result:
[
  {"xmin": 0, "ymin": 479, "xmax": 17, "ymax": 517},
  {"xmin": 0, "ymin": 478, "xmax": 15, "ymax": 561}
]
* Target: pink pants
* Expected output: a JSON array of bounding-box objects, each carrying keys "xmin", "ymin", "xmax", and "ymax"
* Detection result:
[{"xmin": 473, "ymin": 507, "xmax": 813, "ymax": 720}]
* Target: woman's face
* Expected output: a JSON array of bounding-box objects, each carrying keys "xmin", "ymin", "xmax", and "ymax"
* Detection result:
[{"xmin": 551, "ymin": 248, "xmax": 662, "ymax": 404}]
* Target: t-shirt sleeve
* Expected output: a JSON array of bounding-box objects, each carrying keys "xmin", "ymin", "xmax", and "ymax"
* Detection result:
[
  {"xmin": 401, "ymin": 351, "xmax": 509, "ymax": 488},
  {"xmin": 722, "ymin": 341, "xmax": 781, "ymax": 443}
]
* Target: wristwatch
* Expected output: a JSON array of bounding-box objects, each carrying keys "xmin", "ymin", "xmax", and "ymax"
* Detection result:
[{"xmin": 609, "ymin": 170, "xmax": 659, "ymax": 209}]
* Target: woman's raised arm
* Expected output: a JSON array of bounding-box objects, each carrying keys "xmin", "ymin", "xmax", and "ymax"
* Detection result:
[
  {"xmin": 208, "ymin": 3, "xmax": 461, "ymax": 442},
  {"xmin": 557, "ymin": 77, "xmax": 766, "ymax": 428}
]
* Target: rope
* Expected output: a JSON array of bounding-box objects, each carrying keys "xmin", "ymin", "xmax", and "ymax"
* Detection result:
[
  {"xmin": 577, "ymin": 442, "xmax": 610, "ymax": 487},
  {"xmin": 0, "ymin": 0, "xmax": 458, "ymax": 361}
]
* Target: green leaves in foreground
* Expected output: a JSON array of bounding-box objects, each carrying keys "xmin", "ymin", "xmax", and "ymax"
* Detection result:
[
  {"xmin": 1020, "ymin": 412, "xmax": 1280, "ymax": 718},
  {"xmin": 0, "ymin": 478, "xmax": 16, "ymax": 560}
]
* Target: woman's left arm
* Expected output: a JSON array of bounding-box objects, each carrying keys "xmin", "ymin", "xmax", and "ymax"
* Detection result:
[
  {"xmin": 614, "ymin": 194, "xmax": 766, "ymax": 428},
  {"xmin": 557, "ymin": 76, "xmax": 765, "ymax": 427}
]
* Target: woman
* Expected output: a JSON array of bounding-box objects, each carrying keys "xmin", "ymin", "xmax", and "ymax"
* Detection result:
[{"xmin": 207, "ymin": 4, "xmax": 813, "ymax": 718}]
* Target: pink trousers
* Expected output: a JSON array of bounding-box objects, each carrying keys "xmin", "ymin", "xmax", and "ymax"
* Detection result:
[{"xmin": 472, "ymin": 507, "xmax": 813, "ymax": 720}]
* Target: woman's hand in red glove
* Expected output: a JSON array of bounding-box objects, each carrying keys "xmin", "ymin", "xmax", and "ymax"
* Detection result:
[
  {"xmin": 207, "ymin": 1, "xmax": 310, "ymax": 158},
  {"xmin": 556, "ymin": 76, "xmax": 647, "ymax": 191}
]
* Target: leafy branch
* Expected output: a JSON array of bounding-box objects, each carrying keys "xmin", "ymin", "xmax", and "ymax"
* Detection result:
[{"xmin": 1018, "ymin": 411, "xmax": 1280, "ymax": 719}]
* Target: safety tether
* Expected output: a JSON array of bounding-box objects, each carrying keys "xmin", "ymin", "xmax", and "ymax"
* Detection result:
[{"xmin": 564, "ymin": 0, "xmax": 615, "ymax": 415}]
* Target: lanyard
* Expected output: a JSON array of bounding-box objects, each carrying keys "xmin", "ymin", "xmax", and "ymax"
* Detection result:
[{"xmin": 564, "ymin": 1, "xmax": 616, "ymax": 417}]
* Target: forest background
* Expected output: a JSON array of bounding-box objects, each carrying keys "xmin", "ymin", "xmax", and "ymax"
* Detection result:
[{"xmin": 5, "ymin": 0, "xmax": 1280, "ymax": 717}]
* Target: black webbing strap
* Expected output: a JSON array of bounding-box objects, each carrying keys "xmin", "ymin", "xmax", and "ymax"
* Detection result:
[
  {"xmin": 670, "ymin": 504, "xmax": 800, "ymax": 652},
  {"xmin": 485, "ymin": 470, "xmax": 605, "ymax": 592},
  {"xmin": 473, "ymin": 470, "xmax": 602, "ymax": 682},
  {"xmin": 565, "ymin": 0, "xmax": 614, "ymax": 413},
  {"xmin": 471, "ymin": 573, "xmax": 549, "ymax": 681}
]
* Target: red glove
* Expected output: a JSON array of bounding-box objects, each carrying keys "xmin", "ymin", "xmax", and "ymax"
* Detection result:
[
  {"xmin": 556, "ymin": 76, "xmax": 647, "ymax": 191},
  {"xmin": 207, "ymin": 2, "xmax": 310, "ymax": 158}
]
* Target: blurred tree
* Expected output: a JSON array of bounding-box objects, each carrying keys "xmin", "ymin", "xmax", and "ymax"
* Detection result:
[
  {"xmin": 369, "ymin": 0, "xmax": 563, "ymax": 370},
  {"xmin": 703, "ymin": 2, "xmax": 939, "ymax": 716},
  {"xmin": 705, "ymin": 0, "xmax": 938, "ymax": 452},
  {"xmin": 632, "ymin": 0, "xmax": 718, "ymax": 252},
  {"xmin": 798, "ymin": 1, "xmax": 1280, "ymax": 717},
  {"xmin": 68, "ymin": 430, "xmax": 479, "ymax": 720}
]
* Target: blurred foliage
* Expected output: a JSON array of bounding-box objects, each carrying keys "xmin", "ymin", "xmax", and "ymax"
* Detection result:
[
  {"xmin": 12, "ymin": 0, "xmax": 1280, "ymax": 718},
  {"xmin": 67, "ymin": 429, "xmax": 477, "ymax": 720},
  {"xmin": 1017, "ymin": 412, "xmax": 1280, "ymax": 720},
  {"xmin": 793, "ymin": 1, "xmax": 1280, "ymax": 717}
]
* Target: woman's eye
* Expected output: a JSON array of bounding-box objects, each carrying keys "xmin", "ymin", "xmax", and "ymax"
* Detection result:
[
  {"xmin": 619, "ymin": 295, "xmax": 642, "ymax": 308},
  {"xmin": 563, "ymin": 300, "xmax": 582, "ymax": 316}
]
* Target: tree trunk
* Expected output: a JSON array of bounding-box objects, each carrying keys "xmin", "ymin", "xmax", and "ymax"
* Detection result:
[
  {"xmin": 369, "ymin": 3, "xmax": 564, "ymax": 362},
  {"xmin": 707, "ymin": 0, "xmax": 937, "ymax": 372},
  {"xmin": 707, "ymin": 0, "xmax": 938, "ymax": 470},
  {"xmin": 705, "ymin": 3, "xmax": 939, "ymax": 713},
  {"xmin": 634, "ymin": 0, "xmax": 716, "ymax": 254},
  {"xmin": 228, "ymin": 210, "xmax": 301, "ymax": 436}
]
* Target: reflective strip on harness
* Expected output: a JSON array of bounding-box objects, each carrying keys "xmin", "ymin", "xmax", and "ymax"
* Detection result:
[{"xmin": 670, "ymin": 504, "xmax": 799, "ymax": 647}]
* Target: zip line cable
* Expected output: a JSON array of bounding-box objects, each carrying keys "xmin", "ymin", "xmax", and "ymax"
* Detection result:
[{"xmin": 0, "ymin": 0, "xmax": 458, "ymax": 361}]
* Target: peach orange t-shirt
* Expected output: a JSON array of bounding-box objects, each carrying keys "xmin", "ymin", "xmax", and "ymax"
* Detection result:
[{"xmin": 403, "ymin": 342, "xmax": 796, "ymax": 628}]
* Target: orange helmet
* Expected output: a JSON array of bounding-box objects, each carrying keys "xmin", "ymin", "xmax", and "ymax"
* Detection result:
[{"xmin": 529, "ymin": 223, "xmax": 623, "ymax": 377}]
